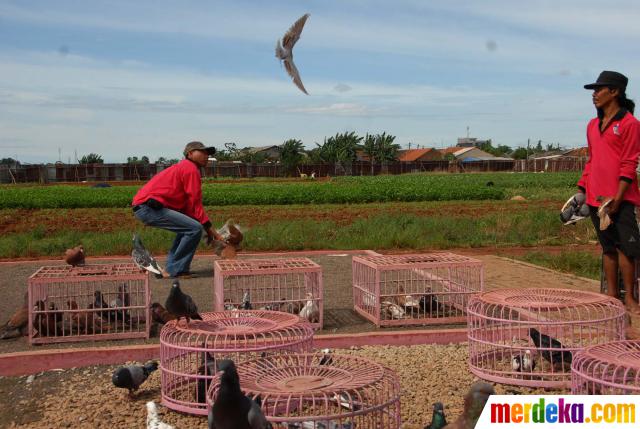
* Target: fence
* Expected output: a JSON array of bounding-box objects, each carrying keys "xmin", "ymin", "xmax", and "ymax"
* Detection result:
[{"xmin": 0, "ymin": 158, "xmax": 587, "ymax": 184}]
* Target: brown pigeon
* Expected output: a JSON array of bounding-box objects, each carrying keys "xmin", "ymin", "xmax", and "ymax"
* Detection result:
[
  {"xmin": 64, "ymin": 245, "xmax": 85, "ymax": 266},
  {"xmin": 443, "ymin": 382, "xmax": 495, "ymax": 429},
  {"xmin": 0, "ymin": 292, "xmax": 28, "ymax": 339}
]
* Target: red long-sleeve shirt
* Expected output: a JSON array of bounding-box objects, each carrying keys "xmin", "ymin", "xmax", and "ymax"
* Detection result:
[
  {"xmin": 132, "ymin": 159, "xmax": 211, "ymax": 227},
  {"xmin": 578, "ymin": 109, "xmax": 640, "ymax": 207}
]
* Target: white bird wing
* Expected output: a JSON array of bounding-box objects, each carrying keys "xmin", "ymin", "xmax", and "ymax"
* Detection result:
[
  {"xmin": 282, "ymin": 13, "xmax": 309, "ymax": 50},
  {"xmin": 284, "ymin": 57, "xmax": 308, "ymax": 95}
]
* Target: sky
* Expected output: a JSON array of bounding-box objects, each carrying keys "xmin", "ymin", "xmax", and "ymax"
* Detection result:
[{"xmin": 1, "ymin": 0, "xmax": 639, "ymax": 163}]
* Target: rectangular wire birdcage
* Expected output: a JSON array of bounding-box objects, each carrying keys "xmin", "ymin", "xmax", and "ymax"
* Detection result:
[
  {"xmin": 353, "ymin": 253, "xmax": 484, "ymax": 327},
  {"xmin": 28, "ymin": 264, "xmax": 150, "ymax": 344},
  {"xmin": 213, "ymin": 258, "xmax": 323, "ymax": 328}
]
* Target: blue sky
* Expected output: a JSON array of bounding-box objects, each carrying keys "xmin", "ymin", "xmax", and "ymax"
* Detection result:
[{"xmin": 1, "ymin": 0, "xmax": 639, "ymax": 163}]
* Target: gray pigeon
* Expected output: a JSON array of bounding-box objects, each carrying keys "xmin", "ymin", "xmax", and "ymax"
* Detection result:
[
  {"xmin": 112, "ymin": 361, "xmax": 159, "ymax": 397},
  {"xmin": 165, "ymin": 280, "xmax": 202, "ymax": 325},
  {"xmin": 560, "ymin": 192, "xmax": 589, "ymax": 225},
  {"xmin": 208, "ymin": 359, "xmax": 272, "ymax": 429},
  {"xmin": 132, "ymin": 233, "xmax": 163, "ymax": 277},
  {"xmin": 275, "ymin": 13, "xmax": 310, "ymax": 95}
]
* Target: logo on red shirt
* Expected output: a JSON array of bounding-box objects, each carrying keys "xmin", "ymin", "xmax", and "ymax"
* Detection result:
[{"xmin": 613, "ymin": 124, "xmax": 620, "ymax": 135}]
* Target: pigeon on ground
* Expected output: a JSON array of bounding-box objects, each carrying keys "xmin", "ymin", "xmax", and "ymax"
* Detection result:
[
  {"xmin": 443, "ymin": 382, "xmax": 495, "ymax": 429},
  {"xmin": 529, "ymin": 328, "xmax": 572, "ymax": 368},
  {"xmin": 64, "ymin": 245, "xmax": 85, "ymax": 267},
  {"xmin": 165, "ymin": 280, "xmax": 202, "ymax": 325},
  {"xmin": 112, "ymin": 361, "xmax": 159, "ymax": 397},
  {"xmin": 0, "ymin": 293, "xmax": 28, "ymax": 339},
  {"xmin": 275, "ymin": 13, "xmax": 310, "ymax": 95},
  {"xmin": 299, "ymin": 293, "xmax": 319, "ymax": 323},
  {"xmin": 420, "ymin": 294, "xmax": 443, "ymax": 317},
  {"xmin": 146, "ymin": 401, "xmax": 174, "ymax": 429},
  {"xmin": 208, "ymin": 359, "xmax": 272, "ymax": 429},
  {"xmin": 132, "ymin": 233, "xmax": 164, "ymax": 278},
  {"xmin": 150, "ymin": 302, "xmax": 177, "ymax": 325},
  {"xmin": 93, "ymin": 290, "xmax": 116, "ymax": 321},
  {"xmin": 424, "ymin": 402, "xmax": 447, "ymax": 429},
  {"xmin": 319, "ymin": 348, "xmax": 333, "ymax": 366},
  {"xmin": 511, "ymin": 349, "xmax": 536, "ymax": 372},
  {"xmin": 560, "ymin": 193, "xmax": 589, "ymax": 225}
]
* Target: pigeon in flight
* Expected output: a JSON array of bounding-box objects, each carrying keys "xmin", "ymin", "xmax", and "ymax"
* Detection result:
[
  {"xmin": 112, "ymin": 361, "xmax": 159, "ymax": 398},
  {"xmin": 208, "ymin": 359, "xmax": 272, "ymax": 429},
  {"xmin": 132, "ymin": 233, "xmax": 164, "ymax": 278},
  {"xmin": 275, "ymin": 13, "xmax": 310, "ymax": 95}
]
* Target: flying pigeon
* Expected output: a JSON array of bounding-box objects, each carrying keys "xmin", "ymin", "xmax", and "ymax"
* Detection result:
[
  {"xmin": 424, "ymin": 402, "xmax": 447, "ymax": 429},
  {"xmin": 132, "ymin": 233, "xmax": 164, "ymax": 278},
  {"xmin": 443, "ymin": 382, "xmax": 494, "ymax": 429},
  {"xmin": 208, "ymin": 359, "xmax": 272, "ymax": 429},
  {"xmin": 112, "ymin": 361, "xmax": 159, "ymax": 397},
  {"xmin": 165, "ymin": 280, "xmax": 202, "ymax": 325},
  {"xmin": 275, "ymin": 13, "xmax": 310, "ymax": 95},
  {"xmin": 529, "ymin": 328, "xmax": 572, "ymax": 368},
  {"xmin": 64, "ymin": 245, "xmax": 85, "ymax": 267},
  {"xmin": 560, "ymin": 193, "xmax": 589, "ymax": 225},
  {"xmin": 146, "ymin": 401, "xmax": 175, "ymax": 429}
]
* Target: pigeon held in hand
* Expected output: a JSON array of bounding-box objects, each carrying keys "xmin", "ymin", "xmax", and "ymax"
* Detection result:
[
  {"xmin": 209, "ymin": 359, "xmax": 272, "ymax": 429},
  {"xmin": 560, "ymin": 193, "xmax": 589, "ymax": 225},
  {"xmin": 132, "ymin": 233, "xmax": 164, "ymax": 278},
  {"xmin": 112, "ymin": 361, "xmax": 159, "ymax": 398},
  {"xmin": 275, "ymin": 13, "xmax": 310, "ymax": 95},
  {"xmin": 165, "ymin": 280, "xmax": 202, "ymax": 326}
]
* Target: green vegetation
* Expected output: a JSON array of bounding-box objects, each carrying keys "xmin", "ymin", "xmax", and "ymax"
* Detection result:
[
  {"xmin": 0, "ymin": 172, "xmax": 584, "ymax": 209},
  {"xmin": 517, "ymin": 250, "xmax": 600, "ymax": 280}
]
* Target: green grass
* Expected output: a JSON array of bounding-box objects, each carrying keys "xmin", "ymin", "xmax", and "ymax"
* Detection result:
[
  {"xmin": 516, "ymin": 250, "xmax": 601, "ymax": 280},
  {"xmin": 0, "ymin": 208, "xmax": 597, "ymax": 258},
  {"xmin": 0, "ymin": 171, "xmax": 586, "ymax": 209}
]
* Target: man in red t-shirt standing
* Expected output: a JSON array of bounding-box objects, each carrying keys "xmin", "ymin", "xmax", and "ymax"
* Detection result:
[
  {"xmin": 579, "ymin": 71, "xmax": 640, "ymax": 314},
  {"xmin": 132, "ymin": 141, "xmax": 224, "ymax": 278}
]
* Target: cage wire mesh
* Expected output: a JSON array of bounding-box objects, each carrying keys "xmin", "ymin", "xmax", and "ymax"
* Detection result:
[
  {"xmin": 27, "ymin": 264, "xmax": 150, "ymax": 344},
  {"xmin": 572, "ymin": 340, "xmax": 640, "ymax": 394},
  {"xmin": 160, "ymin": 310, "xmax": 314, "ymax": 415},
  {"xmin": 352, "ymin": 253, "xmax": 483, "ymax": 327},
  {"xmin": 214, "ymin": 258, "xmax": 323, "ymax": 328},
  {"xmin": 467, "ymin": 288, "xmax": 626, "ymax": 388},
  {"xmin": 207, "ymin": 352, "xmax": 402, "ymax": 428}
]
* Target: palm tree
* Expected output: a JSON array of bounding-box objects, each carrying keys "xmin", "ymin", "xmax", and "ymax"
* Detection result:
[
  {"xmin": 375, "ymin": 132, "xmax": 400, "ymax": 172},
  {"xmin": 362, "ymin": 133, "xmax": 377, "ymax": 175},
  {"xmin": 280, "ymin": 139, "xmax": 305, "ymax": 176}
]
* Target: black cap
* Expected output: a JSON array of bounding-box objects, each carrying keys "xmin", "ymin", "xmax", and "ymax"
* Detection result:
[
  {"xmin": 183, "ymin": 141, "xmax": 216, "ymax": 157},
  {"xmin": 584, "ymin": 71, "xmax": 628, "ymax": 90}
]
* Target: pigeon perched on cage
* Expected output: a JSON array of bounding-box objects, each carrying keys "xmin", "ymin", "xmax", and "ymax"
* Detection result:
[
  {"xmin": 275, "ymin": 13, "xmax": 310, "ymax": 95},
  {"xmin": 64, "ymin": 245, "xmax": 85, "ymax": 267},
  {"xmin": 132, "ymin": 233, "xmax": 164, "ymax": 278},
  {"xmin": 424, "ymin": 402, "xmax": 447, "ymax": 429},
  {"xmin": 150, "ymin": 302, "xmax": 177, "ymax": 325},
  {"xmin": 112, "ymin": 361, "xmax": 159, "ymax": 397},
  {"xmin": 443, "ymin": 382, "xmax": 494, "ymax": 429},
  {"xmin": 208, "ymin": 359, "xmax": 272, "ymax": 429},
  {"xmin": 146, "ymin": 401, "xmax": 175, "ymax": 429},
  {"xmin": 529, "ymin": 328, "xmax": 572, "ymax": 367},
  {"xmin": 0, "ymin": 293, "xmax": 28, "ymax": 340},
  {"xmin": 560, "ymin": 193, "xmax": 590, "ymax": 225},
  {"xmin": 165, "ymin": 280, "xmax": 202, "ymax": 325},
  {"xmin": 299, "ymin": 293, "xmax": 319, "ymax": 323}
]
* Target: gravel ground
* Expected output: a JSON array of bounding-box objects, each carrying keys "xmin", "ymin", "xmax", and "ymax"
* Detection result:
[{"xmin": 0, "ymin": 343, "xmax": 564, "ymax": 429}]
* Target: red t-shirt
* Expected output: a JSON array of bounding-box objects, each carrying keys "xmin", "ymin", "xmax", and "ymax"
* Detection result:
[
  {"xmin": 578, "ymin": 110, "xmax": 640, "ymax": 207},
  {"xmin": 132, "ymin": 159, "xmax": 210, "ymax": 226}
]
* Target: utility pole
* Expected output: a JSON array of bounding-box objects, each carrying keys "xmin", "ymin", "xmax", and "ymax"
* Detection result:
[{"xmin": 526, "ymin": 138, "xmax": 530, "ymax": 172}]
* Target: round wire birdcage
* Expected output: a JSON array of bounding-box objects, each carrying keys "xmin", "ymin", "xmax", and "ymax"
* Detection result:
[
  {"xmin": 467, "ymin": 288, "xmax": 625, "ymax": 388},
  {"xmin": 160, "ymin": 310, "xmax": 314, "ymax": 415},
  {"xmin": 572, "ymin": 340, "xmax": 640, "ymax": 394},
  {"xmin": 208, "ymin": 352, "xmax": 402, "ymax": 428}
]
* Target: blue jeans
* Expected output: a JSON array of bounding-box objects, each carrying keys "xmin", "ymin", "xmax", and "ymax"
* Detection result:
[{"xmin": 134, "ymin": 205, "xmax": 203, "ymax": 277}]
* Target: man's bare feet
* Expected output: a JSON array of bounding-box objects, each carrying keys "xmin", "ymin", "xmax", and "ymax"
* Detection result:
[
  {"xmin": 624, "ymin": 297, "xmax": 640, "ymax": 315},
  {"xmin": 161, "ymin": 269, "xmax": 171, "ymax": 279}
]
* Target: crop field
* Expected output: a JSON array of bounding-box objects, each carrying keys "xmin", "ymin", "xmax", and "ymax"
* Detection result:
[{"xmin": 0, "ymin": 172, "xmax": 599, "ymax": 277}]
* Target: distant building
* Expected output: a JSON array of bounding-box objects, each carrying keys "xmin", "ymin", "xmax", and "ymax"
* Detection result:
[
  {"xmin": 240, "ymin": 145, "xmax": 281, "ymax": 161},
  {"xmin": 457, "ymin": 137, "xmax": 491, "ymax": 148},
  {"xmin": 397, "ymin": 148, "xmax": 443, "ymax": 162},
  {"xmin": 439, "ymin": 146, "xmax": 510, "ymax": 161}
]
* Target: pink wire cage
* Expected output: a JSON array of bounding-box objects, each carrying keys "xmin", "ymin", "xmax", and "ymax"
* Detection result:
[
  {"xmin": 467, "ymin": 288, "xmax": 626, "ymax": 388},
  {"xmin": 160, "ymin": 310, "xmax": 314, "ymax": 415},
  {"xmin": 352, "ymin": 253, "xmax": 483, "ymax": 327},
  {"xmin": 207, "ymin": 352, "xmax": 402, "ymax": 428},
  {"xmin": 213, "ymin": 258, "xmax": 323, "ymax": 329},
  {"xmin": 28, "ymin": 264, "xmax": 150, "ymax": 344},
  {"xmin": 572, "ymin": 340, "xmax": 640, "ymax": 394}
]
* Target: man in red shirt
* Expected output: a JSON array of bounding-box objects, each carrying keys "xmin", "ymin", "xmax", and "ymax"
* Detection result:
[
  {"xmin": 132, "ymin": 141, "xmax": 224, "ymax": 278},
  {"xmin": 579, "ymin": 71, "xmax": 640, "ymax": 314}
]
